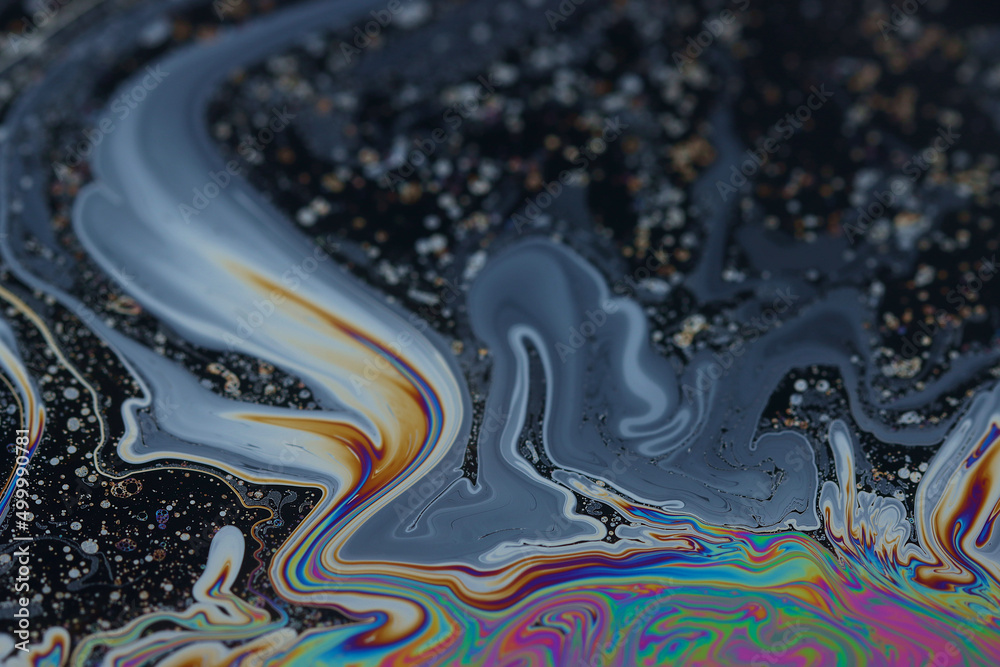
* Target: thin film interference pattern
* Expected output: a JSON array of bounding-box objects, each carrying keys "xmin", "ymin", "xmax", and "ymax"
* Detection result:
[{"xmin": 0, "ymin": 0, "xmax": 999, "ymax": 665}]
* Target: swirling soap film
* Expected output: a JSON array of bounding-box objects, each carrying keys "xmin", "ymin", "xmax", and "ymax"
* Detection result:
[{"xmin": 0, "ymin": 0, "xmax": 999, "ymax": 665}]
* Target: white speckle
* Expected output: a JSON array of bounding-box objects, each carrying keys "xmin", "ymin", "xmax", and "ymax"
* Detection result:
[
  {"xmin": 296, "ymin": 208, "xmax": 317, "ymax": 226},
  {"xmin": 395, "ymin": 1, "xmax": 431, "ymax": 29},
  {"xmin": 525, "ymin": 440, "xmax": 539, "ymax": 463},
  {"xmin": 619, "ymin": 73, "xmax": 644, "ymax": 95},
  {"xmin": 138, "ymin": 17, "xmax": 171, "ymax": 47},
  {"xmin": 432, "ymin": 160, "xmax": 452, "ymax": 180},
  {"xmin": 407, "ymin": 289, "xmax": 439, "ymax": 306},
  {"xmin": 490, "ymin": 63, "xmax": 519, "ymax": 87},
  {"xmin": 376, "ymin": 260, "xmax": 403, "ymax": 285},
  {"xmin": 416, "ymin": 233, "xmax": 447, "ymax": 256},
  {"xmin": 463, "ymin": 250, "xmax": 487, "ymax": 282},
  {"xmin": 81, "ymin": 540, "xmax": 98, "ymax": 554},
  {"xmin": 639, "ymin": 278, "xmax": 671, "ymax": 296},
  {"xmin": 794, "ymin": 379, "xmax": 808, "ymax": 392},
  {"xmin": 63, "ymin": 387, "xmax": 79, "ymax": 400},
  {"xmin": 914, "ymin": 265, "xmax": 935, "ymax": 288},
  {"xmin": 898, "ymin": 468, "xmax": 910, "ymax": 480}
]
